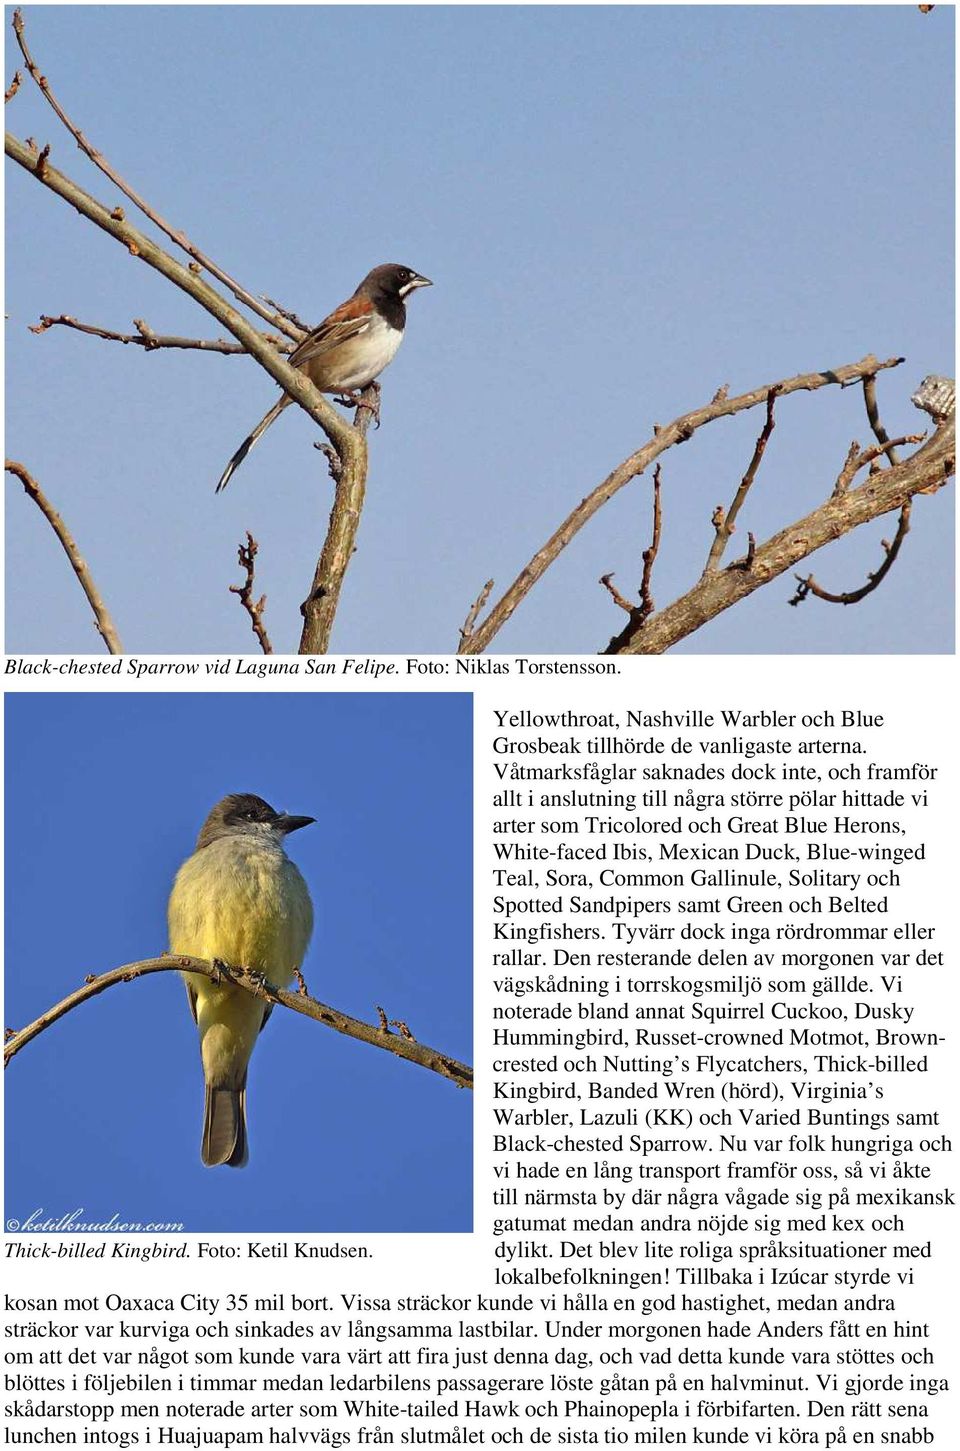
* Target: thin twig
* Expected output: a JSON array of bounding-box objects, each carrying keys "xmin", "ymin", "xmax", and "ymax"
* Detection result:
[
  {"xmin": 5, "ymin": 69, "xmax": 21, "ymax": 102},
  {"xmin": 459, "ymin": 579, "xmax": 495, "ymax": 641},
  {"xmin": 728, "ymin": 531, "xmax": 756, "ymax": 572},
  {"xmin": 28, "ymin": 313, "xmax": 284, "ymax": 352},
  {"xmin": 599, "ymin": 466, "xmax": 663, "ymax": 626},
  {"xmin": 28, "ymin": 312, "xmax": 289, "ymax": 354},
  {"xmin": 599, "ymin": 573, "xmax": 634, "ymax": 614},
  {"xmin": 5, "ymin": 459, "xmax": 122, "ymax": 653},
  {"xmin": 790, "ymin": 502, "xmax": 912, "ymax": 607},
  {"xmin": 260, "ymin": 295, "xmax": 310, "ymax": 335},
  {"xmin": 11, "ymin": 8, "xmax": 302, "ymax": 340},
  {"xmin": 637, "ymin": 463, "xmax": 663, "ymax": 624},
  {"xmin": 229, "ymin": 532, "xmax": 273, "ymax": 654},
  {"xmin": 863, "ymin": 374, "xmax": 901, "ymax": 467},
  {"xmin": 3, "ymin": 954, "xmax": 473, "ymax": 1090},
  {"xmin": 833, "ymin": 434, "xmax": 925, "ymax": 496},
  {"xmin": 704, "ymin": 387, "xmax": 779, "ymax": 574},
  {"xmin": 458, "ymin": 354, "xmax": 904, "ymax": 654}
]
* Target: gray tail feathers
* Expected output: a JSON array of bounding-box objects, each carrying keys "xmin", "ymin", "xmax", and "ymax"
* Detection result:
[
  {"xmin": 202, "ymin": 1083, "xmax": 249, "ymax": 1167},
  {"xmin": 215, "ymin": 396, "xmax": 291, "ymax": 493}
]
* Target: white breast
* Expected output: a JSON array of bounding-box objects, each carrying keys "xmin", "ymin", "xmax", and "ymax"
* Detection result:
[{"xmin": 333, "ymin": 312, "xmax": 404, "ymax": 391}]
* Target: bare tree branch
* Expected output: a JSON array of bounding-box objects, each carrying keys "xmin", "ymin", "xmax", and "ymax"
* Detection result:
[
  {"xmin": 3, "ymin": 954, "xmax": 473, "ymax": 1090},
  {"xmin": 459, "ymin": 578, "xmax": 495, "ymax": 645},
  {"xmin": 5, "ymin": 458, "xmax": 123, "ymax": 653},
  {"xmin": 598, "ymin": 464, "xmax": 664, "ymax": 631},
  {"xmin": 5, "ymin": 69, "xmax": 21, "ymax": 102},
  {"xmin": 6, "ymin": 129, "xmax": 369, "ymax": 654},
  {"xmin": 260, "ymin": 294, "xmax": 310, "ymax": 334},
  {"xmin": 29, "ymin": 312, "xmax": 291, "ymax": 354},
  {"xmin": 862, "ymin": 373, "xmax": 901, "ymax": 466},
  {"xmin": 11, "ymin": 8, "xmax": 301, "ymax": 340},
  {"xmin": 298, "ymin": 383, "xmax": 379, "ymax": 654},
  {"xmin": 229, "ymin": 531, "xmax": 273, "ymax": 654},
  {"xmin": 604, "ymin": 418, "xmax": 954, "ymax": 655},
  {"xmin": 728, "ymin": 531, "xmax": 757, "ymax": 572},
  {"xmin": 637, "ymin": 462, "xmax": 663, "ymax": 624},
  {"xmin": 5, "ymin": 134, "xmax": 356, "ymax": 451},
  {"xmin": 833, "ymin": 435, "xmax": 925, "ymax": 497},
  {"xmin": 790, "ymin": 502, "xmax": 912, "ymax": 608},
  {"xmin": 458, "ymin": 354, "xmax": 905, "ymax": 654},
  {"xmin": 703, "ymin": 387, "xmax": 778, "ymax": 573},
  {"xmin": 599, "ymin": 573, "xmax": 635, "ymax": 614}
]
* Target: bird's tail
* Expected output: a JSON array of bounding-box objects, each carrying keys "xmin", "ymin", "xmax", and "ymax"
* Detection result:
[
  {"xmin": 202, "ymin": 1081, "xmax": 249, "ymax": 1166},
  {"xmin": 215, "ymin": 396, "xmax": 291, "ymax": 493}
]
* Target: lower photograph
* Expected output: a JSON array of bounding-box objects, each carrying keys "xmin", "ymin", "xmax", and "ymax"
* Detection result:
[{"xmin": 4, "ymin": 691, "xmax": 473, "ymax": 1233}]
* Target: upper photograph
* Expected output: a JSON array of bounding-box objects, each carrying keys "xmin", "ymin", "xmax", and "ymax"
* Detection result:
[{"xmin": 5, "ymin": 5, "xmax": 955, "ymax": 657}]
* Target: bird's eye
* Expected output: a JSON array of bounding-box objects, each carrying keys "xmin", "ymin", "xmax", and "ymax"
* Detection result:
[{"xmin": 243, "ymin": 809, "xmax": 259, "ymax": 821}]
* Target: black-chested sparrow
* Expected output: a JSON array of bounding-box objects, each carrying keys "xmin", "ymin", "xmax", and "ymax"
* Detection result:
[{"xmin": 216, "ymin": 263, "xmax": 432, "ymax": 492}]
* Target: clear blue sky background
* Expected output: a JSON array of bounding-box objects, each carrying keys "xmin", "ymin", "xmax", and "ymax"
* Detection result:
[
  {"xmin": 5, "ymin": 6, "xmax": 954, "ymax": 655},
  {"xmin": 5, "ymin": 692, "xmax": 473, "ymax": 1233}
]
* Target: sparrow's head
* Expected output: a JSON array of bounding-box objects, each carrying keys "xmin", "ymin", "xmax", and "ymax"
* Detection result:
[
  {"xmin": 359, "ymin": 263, "xmax": 433, "ymax": 303},
  {"xmin": 196, "ymin": 793, "xmax": 315, "ymax": 850}
]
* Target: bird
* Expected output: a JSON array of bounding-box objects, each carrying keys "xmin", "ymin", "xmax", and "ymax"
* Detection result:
[
  {"xmin": 216, "ymin": 263, "xmax": 432, "ymax": 492},
  {"xmin": 168, "ymin": 793, "xmax": 315, "ymax": 1166}
]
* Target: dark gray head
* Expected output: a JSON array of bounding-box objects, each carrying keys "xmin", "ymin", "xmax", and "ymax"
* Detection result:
[
  {"xmin": 356, "ymin": 263, "xmax": 433, "ymax": 305},
  {"xmin": 195, "ymin": 793, "xmax": 315, "ymax": 851}
]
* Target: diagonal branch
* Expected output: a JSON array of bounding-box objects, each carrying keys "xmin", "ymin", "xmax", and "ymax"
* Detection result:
[
  {"xmin": 6, "ymin": 130, "xmax": 369, "ymax": 653},
  {"xmin": 457, "ymin": 354, "xmax": 904, "ymax": 654},
  {"xmin": 6, "ymin": 458, "xmax": 122, "ymax": 653},
  {"xmin": 30, "ymin": 312, "xmax": 290, "ymax": 354},
  {"xmin": 862, "ymin": 373, "xmax": 901, "ymax": 467},
  {"xmin": 637, "ymin": 462, "xmax": 663, "ymax": 623},
  {"xmin": 703, "ymin": 386, "xmax": 778, "ymax": 573},
  {"xmin": 260, "ymin": 295, "xmax": 311, "ymax": 333},
  {"xmin": 459, "ymin": 578, "xmax": 495, "ymax": 646},
  {"xmin": 11, "ymin": 8, "xmax": 302, "ymax": 341},
  {"xmin": 604, "ymin": 419, "xmax": 954, "ymax": 655},
  {"xmin": 4, "ymin": 954, "xmax": 473, "ymax": 1090},
  {"xmin": 5, "ymin": 133, "xmax": 356, "ymax": 451}
]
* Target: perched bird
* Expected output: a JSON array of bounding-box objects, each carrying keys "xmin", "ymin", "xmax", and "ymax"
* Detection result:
[
  {"xmin": 216, "ymin": 262, "xmax": 432, "ymax": 491},
  {"xmin": 168, "ymin": 793, "xmax": 315, "ymax": 1166}
]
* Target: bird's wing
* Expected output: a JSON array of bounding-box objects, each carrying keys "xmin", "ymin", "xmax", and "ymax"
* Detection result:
[
  {"xmin": 258, "ymin": 1003, "xmax": 274, "ymax": 1035},
  {"xmin": 289, "ymin": 296, "xmax": 375, "ymax": 370},
  {"xmin": 184, "ymin": 979, "xmax": 199, "ymax": 1025}
]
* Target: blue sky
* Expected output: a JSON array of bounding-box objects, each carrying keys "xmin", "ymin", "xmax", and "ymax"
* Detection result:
[
  {"xmin": 4, "ymin": 692, "xmax": 473, "ymax": 1233},
  {"xmin": 5, "ymin": 5, "xmax": 954, "ymax": 655}
]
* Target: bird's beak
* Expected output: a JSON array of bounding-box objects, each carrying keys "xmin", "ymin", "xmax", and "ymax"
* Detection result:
[
  {"xmin": 408, "ymin": 274, "xmax": 433, "ymax": 290},
  {"xmin": 276, "ymin": 813, "xmax": 316, "ymax": 834}
]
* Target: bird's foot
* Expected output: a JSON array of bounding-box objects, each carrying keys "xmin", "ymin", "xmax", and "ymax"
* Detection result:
[{"xmin": 335, "ymin": 382, "xmax": 381, "ymax": 428}]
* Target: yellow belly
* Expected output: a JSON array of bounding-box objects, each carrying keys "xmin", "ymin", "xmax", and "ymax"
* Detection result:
[{"xmin": 169, "ymin": 837, "xmax": 314, "ymax": 1087}]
